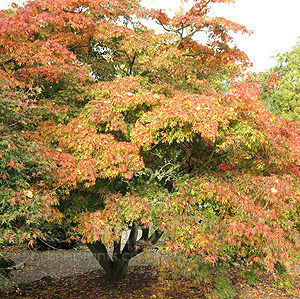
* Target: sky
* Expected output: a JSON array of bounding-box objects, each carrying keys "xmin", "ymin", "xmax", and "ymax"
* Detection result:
[{"xmin": 1, "ymin": 0, "xmax": 299, "ymax": 72}]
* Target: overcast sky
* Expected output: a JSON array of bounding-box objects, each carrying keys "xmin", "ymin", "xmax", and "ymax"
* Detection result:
[{"xmin": 1, "ymin": 0, "xmax": 299, "ymax": 72}]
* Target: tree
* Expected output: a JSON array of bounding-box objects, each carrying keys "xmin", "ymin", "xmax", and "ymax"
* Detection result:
[
  {"xmin": 0, "ymin": 67, "xmax": 63, "ymax": 291},
  {"xmin": 0, "ymin": 69, "xmax": 61, "ymax": 241},
  {"xmin": 261, "ymin": 37, "xmax": 300, "ymax": 122},
  {"xmin": 1, "ymin": 0, "xmax": 299, "ymax": 297}
]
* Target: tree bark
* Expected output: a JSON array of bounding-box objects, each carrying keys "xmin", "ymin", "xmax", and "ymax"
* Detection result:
[
  {"xmin": 105, "ymin": 259, "xmax": 129, "ymax": 281},
  {"xmin": 87, "ymin": 224, "xmax": 163, "ymax": 281}
]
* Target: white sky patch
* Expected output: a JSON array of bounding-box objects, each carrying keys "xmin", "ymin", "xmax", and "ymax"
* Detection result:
[{"xmin": 0, "ymin": 0, "xmax": 25, "ymax": 8}]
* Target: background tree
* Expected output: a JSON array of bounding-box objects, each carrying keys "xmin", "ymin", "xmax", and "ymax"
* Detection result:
[
  {"xmin": 260, "ymin": 37, "xmax": 300, "ymax": 121},
  {"xmin": 1, "ymin": 0, "xmax": 300, "ymax": 298}
]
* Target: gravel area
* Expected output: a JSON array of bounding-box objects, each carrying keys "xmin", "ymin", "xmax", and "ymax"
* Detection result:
[{"xmin": 3, "ymin": 246, "xmax": 156, "ymax": 285}]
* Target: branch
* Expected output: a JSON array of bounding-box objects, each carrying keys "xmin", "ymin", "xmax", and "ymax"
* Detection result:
[
  {"xmin": 121, "ymin": 223, "xmax": 139, "ymax": 257},
  {"xmin": 146, "ymin": 146, "xmax": 194, "ymax": 185},
  {"xmin": 200, "ymin": 147, "xmax": 216, "ymax": 170},
  {"xmin": 7, "ymin": 262, "xmax": 25, "ymax": 271},
  {"xmin": 121, "ymin": 224, "xmax": 139, "ymax": 260},
  {"xmin": 119, "ymin": 65, "xmax": 131, "ymax": 77},
  {"xmin": 129, "ymin": 53, "xmax": 136, "ymax": 75},
  {"xmin": 36, "ymin": 237, "xmax": 63, "ymax": 251},
  {"xmin": 113, "ymin": 239, "xmax": 121, "ymax": 258},
  {"xmin": 135, "ymin": 229, "xmax": 164, "ymax": 254},
  {"xmin": 146, "ymin": 162, "xmax": 182, "ymax": 185},
  {"xmin": 132, "ymin": 229, "xmax": 163, "ymax": 257},
  {"xmin": 200, "ymin": 0, "xmax": 211, "ymax": 13},
  {"xmin": 68, "ymin": 33, "xmax": 85, "ymax": 50},
  {"xmin": 182, "ymin": 46, "xmax": 215, "ymax": 58},
  {"xmin": 0, "ymin": 57, "xmax": 14, "ymax": 66},
  {"xmin": 128, "ymin": 223, "xmax": 139, "ymax": 247},
  {"xmin": 184, "ymin": 147, "xmax": 217, "ymax": 177},
  {"xmin": 175, "ymin": 27, "xmax": 198, "ymax": 48},
  {"xmin": 155, "ymin": 20, "xmax": 182, "ymax": 34},
  {"xmin": 86, "ymin": 241, "xmax": 112, "ymax": 273},
  {"xmin": 147, "ymin": 230, "xmax": 163, "ymax": 245},
  {"xmin": 140, "ymin": 69, "xmax": 151, "ymax": 76},
  {"xmin": 141, "ymin": 226, "xmax": 149, "ymax": 241},
  {"xmin": 157, "ymin": 0, "xmax": 211, "ymax": 49},
  {"xmin": 121, "ymin": 225, "xmax": 163, "ymax": 261}
]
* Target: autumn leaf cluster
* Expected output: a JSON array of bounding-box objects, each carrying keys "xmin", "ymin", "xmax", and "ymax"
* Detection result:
[{"xmin": 1, "ymin": 0, "xmax": 300, "ymax": 297}]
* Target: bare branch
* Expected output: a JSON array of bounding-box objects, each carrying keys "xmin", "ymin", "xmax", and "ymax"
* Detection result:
[
  {"xmin": 147, "ymin": 230, "xmax": 163, "ymax": 244},
  {"xmin": 146, "ymin": 146, "xmax": 194, "ymax": 185},
  {"xmin": 141, "ymin": 226, "xmax": 150, "ymax": 241},
  {"xmin": 182, "ymin": 46, "xmax": 215, "ymax": 58},
  {"xmin": 129, "ymin": 53, "xmax": 136, "ymax": 75},
  {"xmin": 113, "ymin": 239, "xmax": 121, "ymax": 257}
]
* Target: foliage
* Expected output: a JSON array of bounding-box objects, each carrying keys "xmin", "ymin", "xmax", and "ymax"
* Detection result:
[
  {"xmin": 0, "ymin": 50, "xmax": 62, "ymax": 288},
  {"xmin": 0, "ymin": 253, "xmax": 15, "ymax": 292},
  {"xmin": 260, "ymin": 37, "xmax": 300, "ymax": 121},
  {"xmin": 34, "ymin": 221, "xmax": 81, "ymax": 250},
  {"xmin": 0, "ymin": 71, "xmax": 61, "ymax": 244},
  {"xmin": 1, "ymin": 0, "xmax": 300, "ymax": 297},
  {"xmin": 0, "ymin": 255, "xmax": 15, "ymax": 278}
]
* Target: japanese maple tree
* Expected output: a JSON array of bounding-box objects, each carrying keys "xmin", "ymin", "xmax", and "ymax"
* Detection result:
[{"xmin": 1, "ymin": 0, "xmax": 300, "ymax": 297}]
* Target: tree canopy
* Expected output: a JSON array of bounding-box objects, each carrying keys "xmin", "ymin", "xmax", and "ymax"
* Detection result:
[
  {"xmin": 261, "ymin": 37, "xmax": 300, "ymax": 122},
  {"xmin": 1, "ymin": 0, "xmax": 300, "ymax": 297}
]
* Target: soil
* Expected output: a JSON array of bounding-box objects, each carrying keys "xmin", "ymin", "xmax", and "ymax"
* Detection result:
[{"xmin": 1, "ymin": 245, "xmax": 300, "ymax": 299}]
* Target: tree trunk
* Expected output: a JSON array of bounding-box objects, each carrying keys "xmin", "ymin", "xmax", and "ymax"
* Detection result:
[
  {"xmin": 87, "ymin": 224, "xmax": 163, "ymax": 281},
  {"xmin": 106, "ymin": 259, "xmax": 129, "ymax": 281}
]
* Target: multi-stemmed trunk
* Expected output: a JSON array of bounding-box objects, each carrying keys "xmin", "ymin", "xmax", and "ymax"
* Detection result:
[{"xmin": 87, "ymin": 224, "xmax": 163, "ymax": 281}]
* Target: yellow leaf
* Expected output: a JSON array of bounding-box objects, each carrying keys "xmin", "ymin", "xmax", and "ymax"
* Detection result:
[
  {"xmin": 26, "ymin": 190, "xmax": 33, "ymax": 198},
  {"xmin": 271, "ymin": 187, "xmax": 278, "ymax": 194}
]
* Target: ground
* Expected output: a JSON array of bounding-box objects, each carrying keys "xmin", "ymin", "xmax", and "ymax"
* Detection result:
[{"xmin": 1, "ymin": 246, "xmax": 300, "ymax": 299}]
